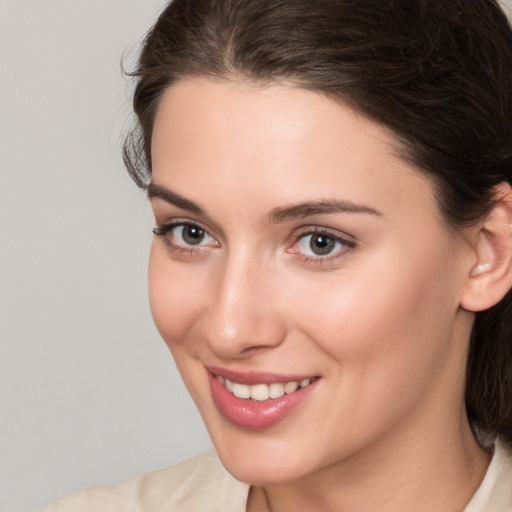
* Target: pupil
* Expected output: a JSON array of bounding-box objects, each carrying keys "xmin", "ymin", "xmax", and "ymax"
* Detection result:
[
  {"xmin": 311, "ymin": 235, "xmax": 334, "ymax": 255},
  {"xmin": 183, "ymin": 226, "xmax": 204, "ymax": 245}
]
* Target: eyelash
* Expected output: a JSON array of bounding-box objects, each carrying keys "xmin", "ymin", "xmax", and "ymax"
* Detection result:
[{"xmin": 152, "ymin": 221, "xmax": 356, "ymax": 264}]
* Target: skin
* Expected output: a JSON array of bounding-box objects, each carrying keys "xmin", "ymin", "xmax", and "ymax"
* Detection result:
[{"xmin": 148, "ymin": 78, "xmax": 492, "ymax": 511}]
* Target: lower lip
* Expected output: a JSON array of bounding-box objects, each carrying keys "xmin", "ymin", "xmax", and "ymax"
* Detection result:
[{"xmin": 208, "ymin": 372, "xmax": 319, "ymax": 430}]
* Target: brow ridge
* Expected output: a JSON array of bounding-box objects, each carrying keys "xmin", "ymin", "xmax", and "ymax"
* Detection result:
[
  {"xmin": 147, "ymin": 183, "xmax": 203, "ymax": 215},
  {"xmin": 268, "ymin": 200, "xmax": 381, "ymax": 223},
  {"xmin": 148, "ymin": 183, "xmax": 381, "ymax": 223}
]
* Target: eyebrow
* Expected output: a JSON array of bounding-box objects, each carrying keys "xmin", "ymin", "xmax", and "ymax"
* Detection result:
[
  {"xmin": 148, "ymin": 182, "xmax": 381, "ymax": 222},
  {"xmin": 268, "ymin": 200, "xmax": 382, "ymax": 223},
  {"xmin": 147, "ymin": 183, "xmax": 204, "ymax": 215}
]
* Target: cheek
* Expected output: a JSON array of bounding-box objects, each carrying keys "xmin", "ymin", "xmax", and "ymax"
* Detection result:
[
  {"xmin": 288, "ymin": 244, "xmax": 460, "ymax": 387},
  {"xmin": 148, "ymin": 247, "xmax": 214, "ymax": 407},
  {"xmin": 283, "ymin": 250, "xmax": 464, "ymax": 447},
  {"xmin": 148, "ymin": 246, "xmax": 206, "ymax": 351}
]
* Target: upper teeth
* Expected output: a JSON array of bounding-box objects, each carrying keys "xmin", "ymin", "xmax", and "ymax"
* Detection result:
[{"xmin": 217, "ymin": 376, "xmax": 314, "ymax": 401}]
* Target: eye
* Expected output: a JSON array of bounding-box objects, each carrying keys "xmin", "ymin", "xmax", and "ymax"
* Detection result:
[
  {"xmin": 288, "ymin": 228, "xmax": 355, "ymax": 261},
  {"xmin": 172, "ymin": 224, "xmax": 209, "ymax": 246},
  {"xmin": 152, "ymin": 221, "xmax": 218, "ymax": 249},
  {"xmin": 299, "ymin": 233, "xmax": 340, "ymax": 256}
]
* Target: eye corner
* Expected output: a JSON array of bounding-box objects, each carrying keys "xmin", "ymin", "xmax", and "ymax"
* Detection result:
[{"xmin": 152, "ymin": 227, "xmax": 167, "ymax": 236}]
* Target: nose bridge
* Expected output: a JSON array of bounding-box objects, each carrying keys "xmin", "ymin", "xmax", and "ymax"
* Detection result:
[{"xmin": 206, "ymin": 245, "xmax": 284, "ymax": 357}]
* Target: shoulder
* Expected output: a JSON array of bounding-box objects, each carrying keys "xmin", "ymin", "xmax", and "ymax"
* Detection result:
[{"xmin": 43, "ymin": 451, "xmax": 249, "ymax": 512}]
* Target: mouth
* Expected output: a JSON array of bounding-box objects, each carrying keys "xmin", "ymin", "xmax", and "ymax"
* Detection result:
[
  {"xmin": 216, "ymin": 374, "xmax": 318, "ymax": 401},
  {"xmin": 206, "ymin": 367, "xmax": 320, "ymax": 429}
]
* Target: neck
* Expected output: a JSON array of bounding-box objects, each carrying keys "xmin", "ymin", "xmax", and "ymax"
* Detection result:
[{"xmin": 248, "ymin": 415, "xmax": 491, "ymax": 512}]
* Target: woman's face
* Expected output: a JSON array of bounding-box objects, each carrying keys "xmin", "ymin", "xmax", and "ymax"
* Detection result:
[{"xmin": 148, "ymin": 79, "xmax": 475, "ymax": 484}]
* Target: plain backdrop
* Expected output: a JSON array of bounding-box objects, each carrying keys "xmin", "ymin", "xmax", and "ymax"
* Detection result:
[
  {"xmin": 1, "ymin": 1, "xmax": 511, "ymax": 511},
  {"xmin": 0, "ymin": 2, "xmax": 212, "ymax": 511}
]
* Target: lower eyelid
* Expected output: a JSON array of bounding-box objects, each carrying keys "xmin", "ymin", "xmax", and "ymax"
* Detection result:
[{"xmin": 296, "ymin": 244, "xmax": 355, "ymax": 265}]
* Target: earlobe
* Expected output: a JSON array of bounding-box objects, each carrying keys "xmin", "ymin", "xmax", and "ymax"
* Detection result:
[{"xmin": 461, "ymin": 182, "xmax": 512, "ymax": 312}]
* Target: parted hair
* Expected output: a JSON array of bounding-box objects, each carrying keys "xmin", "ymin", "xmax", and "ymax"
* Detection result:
[{"xmin": 124, "ymin": 0, "xmax": 512, "ymax": 444}]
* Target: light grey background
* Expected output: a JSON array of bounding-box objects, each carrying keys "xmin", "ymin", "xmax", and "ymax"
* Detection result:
[
  {"xmin": 0, "ymin": 2, "xmax": 211, "ymax": 511},
  {"xmin": 1, "ymin": 1, "xmax": 511, "ymax": 511}
]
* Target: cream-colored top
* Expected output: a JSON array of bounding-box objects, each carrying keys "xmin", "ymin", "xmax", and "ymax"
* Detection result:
[
  {"xmin": 43, "ymin": 442, "xmax": 512, "ymax": 512},
  {"xmin": 43, "ymin": 451, "xmax": 248, "ymax": 512}
]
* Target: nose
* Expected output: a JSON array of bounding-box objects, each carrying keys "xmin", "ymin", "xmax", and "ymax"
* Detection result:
[{"xmin": 203, "ymin": 250, "xmax": 287, "ymax": 360}]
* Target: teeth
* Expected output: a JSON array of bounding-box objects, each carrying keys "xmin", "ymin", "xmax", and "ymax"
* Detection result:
[
  {"xmin": 284, "ymin": 381, "xmax": 299, "ymax": 394},
  {"xmin": 299, "ymin": 378, "xmax": 311, "ymax": 388},
  {"xmin": 250, "ymin": 384, "xmax": 270, "ymax": 401},
  {"xmin": 221, "ymin": 377, "xmax": 315, "ymax": 401},
  {"xmin": 269, "ymin": 383, "xmax": 285, "ymax": 398},
  {"xmin": 232, "ymin": 383, "xmax": 251, "ymax": 399}
]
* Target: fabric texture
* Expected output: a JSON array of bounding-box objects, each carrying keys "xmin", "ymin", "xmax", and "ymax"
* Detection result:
[
  {"xmin": 43, "ymin": 441, "xmax": 512, "ymax": 511},
  {"xmin": 43, "ymin": 451, "xmax": 248, "ymax": 512},
  {"xmin": 464, "ymin": 440, "xmax": 512, "ymax": 512}
]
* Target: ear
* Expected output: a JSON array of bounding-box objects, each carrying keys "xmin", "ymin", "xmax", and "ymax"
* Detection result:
[{"xmin": 461, "ymin": 182, "xmax": 512, "ymax": 312}]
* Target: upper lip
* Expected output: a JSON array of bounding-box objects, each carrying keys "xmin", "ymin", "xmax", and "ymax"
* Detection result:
[{"xmin": 206, "ymin": 365, "xmax": 319, "ymax": 385}]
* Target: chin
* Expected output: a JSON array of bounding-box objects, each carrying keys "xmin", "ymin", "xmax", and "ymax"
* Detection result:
[
  {"xmin": 220, "ymin": 452, "xmax": 303, "ymax": 486},
  {"xmin": 211, "ymin": 430, "xmax": 318, "ymax": 486}
]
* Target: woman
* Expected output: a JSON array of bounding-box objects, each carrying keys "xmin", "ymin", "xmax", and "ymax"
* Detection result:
[{"xmin": 45, "ymin": 0, "xmax": 512, "ymax": 510}]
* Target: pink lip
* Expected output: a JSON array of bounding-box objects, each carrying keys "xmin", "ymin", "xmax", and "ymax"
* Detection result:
[
  {"xmin": 206, "ymin": 367, "xmax": 320, "ymax": 430},
  {"xmin": 207, "ymin": 366, "xmax": 316, "ymax": 385}
]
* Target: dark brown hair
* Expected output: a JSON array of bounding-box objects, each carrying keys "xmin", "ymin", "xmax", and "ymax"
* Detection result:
[{"xmin": 124, "ymin": 0, "xmax": 512, "ymax": 444}]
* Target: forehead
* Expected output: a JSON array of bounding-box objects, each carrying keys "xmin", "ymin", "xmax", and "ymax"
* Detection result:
[
  {"xmin": 150, "ymin": 78, "xmax": 440, "ymax": 224},
  {"xmin": 152, "ymin": 78, "xmax": 392, "ymax": 157}
]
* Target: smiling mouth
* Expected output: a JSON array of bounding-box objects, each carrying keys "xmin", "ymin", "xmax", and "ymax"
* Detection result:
[
  {"xmin": 215, "ymin": 375, "xmax": 319, "ymax": 402},
  {"xmin": 208, "ymin": 369, "xmax": 321, "ymax": 429}
]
